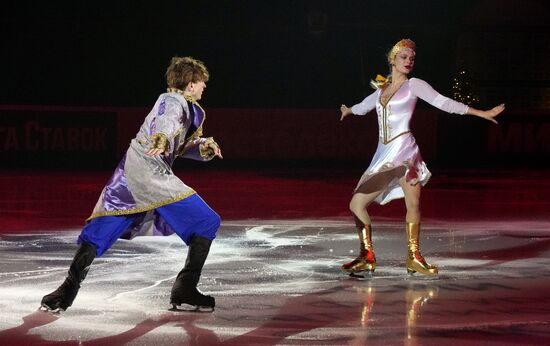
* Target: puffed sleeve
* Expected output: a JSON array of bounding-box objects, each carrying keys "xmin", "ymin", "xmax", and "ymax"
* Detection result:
[
  {"xmin": 409, "ymin": 78, "xmax": 469, "ymax": 115},
  {"xmin": 350, "ymin": 89, "xmax": 379, "ymax": 116}
]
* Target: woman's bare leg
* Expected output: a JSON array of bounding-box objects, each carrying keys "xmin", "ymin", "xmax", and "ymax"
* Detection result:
[
  {"xmin": 399, "ymin": 176, "xmax": 421, "ymax": 223},
  {"xmin": 349, "ymin": 191, "xmax": 380, "ymax": 225},
  {"xmin": 343, "ymin": 192, "xmax": 380, "ymax": 274},
  {"xmin": 399, "ymin": 176, "xmax": 438, "ymax": 275},
  {"xmin": 343, "ymin": 170, "xmax": 399, "ymax": 274},
  {"xmin": 351, "ymin": 169, "xmax": 399, "ymax": 223}
]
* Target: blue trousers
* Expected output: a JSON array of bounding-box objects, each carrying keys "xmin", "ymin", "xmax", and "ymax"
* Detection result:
[{"xmin": 78, "ymin": 194, "xmax": 220, "ymax": 257}]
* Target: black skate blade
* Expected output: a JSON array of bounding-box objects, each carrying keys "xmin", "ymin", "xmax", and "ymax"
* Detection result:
[{"xmin": 169, "ymin": 303, "xmax": 214, "ymax": 313}]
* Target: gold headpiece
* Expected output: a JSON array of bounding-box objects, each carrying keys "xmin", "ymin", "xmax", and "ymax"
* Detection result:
[
  {"xmin": 370, "ymin": 39, "xmax": 416, "ymax": 89},
  {"xmin": 387, "ymin": 38, "xmax": 416, "ymax": 64}
]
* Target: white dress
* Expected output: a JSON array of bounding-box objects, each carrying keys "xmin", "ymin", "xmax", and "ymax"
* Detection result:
[{"xmin": 351, "ymin": 78, "xmax": 469, "ymax": 205}]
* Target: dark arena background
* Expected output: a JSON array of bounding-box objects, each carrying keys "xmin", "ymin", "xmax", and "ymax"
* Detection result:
[{"xmin": 1, "ymin": 1, "xmax": 550, "ymax": 345}]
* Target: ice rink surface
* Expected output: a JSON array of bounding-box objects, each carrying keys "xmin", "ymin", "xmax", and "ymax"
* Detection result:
[{"xmin": 2, "ymin": 219, "xmax": 550, "ymax": 345}]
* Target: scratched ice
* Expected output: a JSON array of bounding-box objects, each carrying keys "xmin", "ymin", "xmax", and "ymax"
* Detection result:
[{"xmin": 1, "ymin": 220, "xmax": 550, "ymax": 345}]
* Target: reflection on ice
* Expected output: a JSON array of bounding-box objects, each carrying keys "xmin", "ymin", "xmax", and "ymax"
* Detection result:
[{"xmin": 1, "ymin": 220, "xmax": 550, "ymax": 345}]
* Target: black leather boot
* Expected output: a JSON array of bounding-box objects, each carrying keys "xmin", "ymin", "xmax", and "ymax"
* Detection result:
[
  {"xmin": 170, "ymin": 235, "xmax": 215, "ymax": 310},
  {"xmin": 41, "ymin": 242, "xmax": 96, "ymax": 312}
]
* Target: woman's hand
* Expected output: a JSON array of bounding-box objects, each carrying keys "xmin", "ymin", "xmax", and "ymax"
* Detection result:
[
  {"xmin": 340, "ymin": 104, "xmax": 353, "ymax": 121},
  {"xmin": 468, "ymin": 103, "xmax": 505, "ymax": 124},
  {"xmin": 483, "ymin": 103, "xmax": 505, "ymax": 124}
]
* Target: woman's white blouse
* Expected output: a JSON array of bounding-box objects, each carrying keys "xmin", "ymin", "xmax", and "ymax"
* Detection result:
[{"xmin": 350, "ymin": 78, "xmax": 469, "ymax": 144}]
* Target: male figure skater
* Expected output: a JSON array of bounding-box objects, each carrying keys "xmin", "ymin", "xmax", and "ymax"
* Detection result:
[{"xmin": 41, "ymin": 56, "xmax": 222, "ymax": 312}]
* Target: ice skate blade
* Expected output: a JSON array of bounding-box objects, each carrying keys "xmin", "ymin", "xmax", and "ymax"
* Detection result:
[
  {"xmin": 169, "ymin": 303, "xmax": 214, "ymax": 313},
  {"xmin": 406, "ymin": 271, "xmax": 439, "ymax": 280},
  {"xmin": 39, "ymin": 304, "xmax": 64, "ymax": 314},
  {"xmin": 342, "ymin": 267, "xmax": 374, "ymax": 276},
  {"xmin": 348, "ymin": 272, "xmax": 373, "ymax": 280}
]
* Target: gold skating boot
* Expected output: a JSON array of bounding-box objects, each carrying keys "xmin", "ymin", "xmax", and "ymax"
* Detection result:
[
  {"xmin": 342, "ymin": 225, "xmax": 376, "ymax": 274},
  {"xmin": 406, "ymin": 223, "xmax": 438, "ymax": 276}
]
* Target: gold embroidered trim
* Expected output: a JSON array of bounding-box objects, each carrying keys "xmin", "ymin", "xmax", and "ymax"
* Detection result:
[
  {"xmin": 166, "ymin": 88, "xmax": 206, "ymax": 139},
  {"xmin": 381, "ymin": 131, "xmax": 411, "ymax": 145},
  {"xmin": 85, "ymin": 190, "xmax": 197, "ymax": 222},
  {"xmin": 382, "ymin": 105, "xmax": 388, "ymax": 143},
  {"xmin": 186, "ymin": 102, "xmax": 206, "ymax": 141},
  {"xmin": 166, "ymin": 88, "xmax": 198, "ymax": 105},
  {"xmin": 165, "ymin": 88, "xmax": 207, "ymax": 155},
  {"xmin": 199, "ymin": 137, "xmax": 217, "ymax": 159},
  {"xmin": 183, "ymin": 94, "xmax": 197, "ymax": 104},
  {"xmin": 379, "ymin": 80, "xmax": 407, "ymax": 108},
  {"xmin": 379, "ymin": 81, "xmax": 409, "ymax": 144},
  {"xmin": 167, "ymin": 87, "xmax": 186, "ymax": 97},
  {"xmin": 150, "ymin": 133, "xmax": 169, "ymax": 151}
]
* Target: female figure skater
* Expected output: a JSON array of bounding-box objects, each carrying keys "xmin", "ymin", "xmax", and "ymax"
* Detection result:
[
  {"xmin": 339, "ymin": 39, "xmax": 504, "ymax": 276},
  {"xmin": 41, "ymin": 56, "xmax": 222, "ymax": 312}
]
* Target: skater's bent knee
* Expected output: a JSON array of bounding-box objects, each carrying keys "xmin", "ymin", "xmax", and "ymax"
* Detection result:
[{"xmin": 349, "ymin": 200, "xmax": 365, "ymax": 215}]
